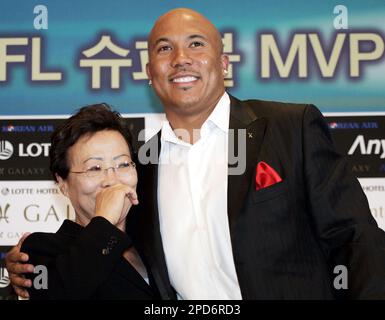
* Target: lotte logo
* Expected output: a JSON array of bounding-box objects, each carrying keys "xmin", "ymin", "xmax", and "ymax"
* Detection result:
[
  {"xmin": 0, "ymin": 140, "xmax": 14, "ymax": 160},
  {"xmin": 0, "ymin": 141, "xmax": 50, "ymax": 160}
]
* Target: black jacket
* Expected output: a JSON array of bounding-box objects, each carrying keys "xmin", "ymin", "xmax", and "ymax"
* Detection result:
[{"xmin": 22, "ymin": 217, "xmax": 159, "ymax": 299}]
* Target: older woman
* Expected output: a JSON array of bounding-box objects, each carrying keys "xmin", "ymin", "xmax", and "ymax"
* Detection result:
[{"xmin": 18, "ymin": 103, "xmax": 158, "ymax": 299}]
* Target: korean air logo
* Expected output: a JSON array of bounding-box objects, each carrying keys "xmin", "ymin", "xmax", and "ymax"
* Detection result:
[
  {"xmin": 5, "ymin": 125, "xmax": 15, "ymax": 132},
  {"xmin": 0, "ymin": 140, "xmax": 14, "ymax": 160},
  {"xmin": 0, "ymin": 268, "xmax": 10, "ymax": 288},
  {"xmin": 328, "ymin": 122, "xmax": 338, "ymax": 129}
]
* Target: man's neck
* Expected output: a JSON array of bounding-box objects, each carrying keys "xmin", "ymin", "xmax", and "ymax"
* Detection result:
[
  {"xmin": 166, "ymin": 113, "xmax": 208, "ymax": 144},
  {"xmin": 165, "ymin": 94, "xmax": 225, "ymax": 144}
]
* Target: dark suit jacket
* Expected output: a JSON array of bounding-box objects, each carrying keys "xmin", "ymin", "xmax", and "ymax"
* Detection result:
[
  {"xmin": 22, "ymin": 217, "xmax": 159, "ymax": 299},
  {"xmin": 127, "ymin": 95, "xmax": 385, "ymax": 299}
]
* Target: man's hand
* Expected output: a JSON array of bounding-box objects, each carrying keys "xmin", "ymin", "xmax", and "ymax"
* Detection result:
[{"xmin": 5, "ymin": 233, "xmax": 34, "ymax": 298}]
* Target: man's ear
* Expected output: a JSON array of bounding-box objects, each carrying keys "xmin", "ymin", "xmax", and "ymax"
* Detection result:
[
  {"xmin": 146, "ymin": 63, "xmax": 152, "ymax": 82},
  {"xmin": 56, "ymin": 174, "xmax": 69, "ymax": 197},
  {"xmin": 221, "ymin": 54, "xmax": 230, "ymax": 76}
]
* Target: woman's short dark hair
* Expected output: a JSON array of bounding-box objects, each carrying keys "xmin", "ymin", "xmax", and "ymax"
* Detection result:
[{"xmin": 50, "ymin": 103, "xmax": 133, "ymax": 182}]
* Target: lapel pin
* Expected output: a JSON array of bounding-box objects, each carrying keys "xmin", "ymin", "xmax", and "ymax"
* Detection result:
[{"xmin": 247, "ymin": 132, "xmax": 253, "ymax": 139}]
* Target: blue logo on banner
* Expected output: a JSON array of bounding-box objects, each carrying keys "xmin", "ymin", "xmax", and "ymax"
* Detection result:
[{"xmin": 328, "ymin": 122, "xmax": 378, "ymax": 129}]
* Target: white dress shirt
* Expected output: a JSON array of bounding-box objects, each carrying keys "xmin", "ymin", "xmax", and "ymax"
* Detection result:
[{"xmin": 158, "ymin": 92, "xmax": 242, "ymax": 300}]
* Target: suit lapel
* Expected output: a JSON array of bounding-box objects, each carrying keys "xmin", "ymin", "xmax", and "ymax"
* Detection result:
[
  {"xmin": 135, "ymin": 133, "xmax": 175, "ymax": 299},
  {"xmin": 227, "ymin": 95, "xmax": 267, "ymax": 237}
]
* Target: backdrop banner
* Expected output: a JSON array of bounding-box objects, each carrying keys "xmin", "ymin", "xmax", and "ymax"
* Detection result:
[{"xmin": 1, "ymin": 0, "xmax": 384, "ymax": 299}]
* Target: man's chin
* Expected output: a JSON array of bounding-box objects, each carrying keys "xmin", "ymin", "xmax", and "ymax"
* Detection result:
[
  {"xmin": 174, "ymin": 101, "xmax": 201, "ymax": 114},
  {"xmin": 171, "ymin": 94, "xmax": 201, "ymax": 109}
]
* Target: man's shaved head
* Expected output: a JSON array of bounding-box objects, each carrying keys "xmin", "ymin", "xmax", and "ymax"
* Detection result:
[
  {"xmin": 146, "ymin": 8, "xmax": 229, "ymax": 125},
  {"xmin": 148, "ymin": 8, "xmax": 223, "ymax": 54}
]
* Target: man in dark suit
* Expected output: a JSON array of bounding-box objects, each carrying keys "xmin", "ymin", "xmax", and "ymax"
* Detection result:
[
  {"xmin": 128, "ymin": 8, "xmax": 385, "ymax": 299},
  {"xmin": 6, "ymin": 7, "xmax": 385, "ymax": 299},
  {"xmin": 130, "ymin": 95, "xmax": 385, "ymax": 299}
]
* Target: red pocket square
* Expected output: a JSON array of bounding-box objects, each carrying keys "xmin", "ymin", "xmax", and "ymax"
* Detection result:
[{"xmin": 255, "ymin": 161, "xmax": 282, "ymax": 190}]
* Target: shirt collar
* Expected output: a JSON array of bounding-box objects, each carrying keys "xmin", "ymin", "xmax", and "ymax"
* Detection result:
[
  {"xmin": 205, "ymin": 91, "xmax": 230, "ymax": 134},
  {"xmin": 160, "ymin": 92, "xmax": 230, "ymax": 145},
  {"xmin": 160, "ymin": 119, "xmax": 187, "ymax": 146}
]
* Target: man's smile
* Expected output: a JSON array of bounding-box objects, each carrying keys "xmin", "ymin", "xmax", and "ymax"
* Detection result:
[
  {"xmin": 169, "ymin": 72, "xmax": 201, "ymax": 85},
  {"xmin": 172, "ymin": 76, "xmax": 198, "ymax": 83}
]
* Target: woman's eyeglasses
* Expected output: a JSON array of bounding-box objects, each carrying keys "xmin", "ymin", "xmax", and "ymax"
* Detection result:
[{"xmin": 70, "ymin": 161, "xmax": 136, "ymax": 178}]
